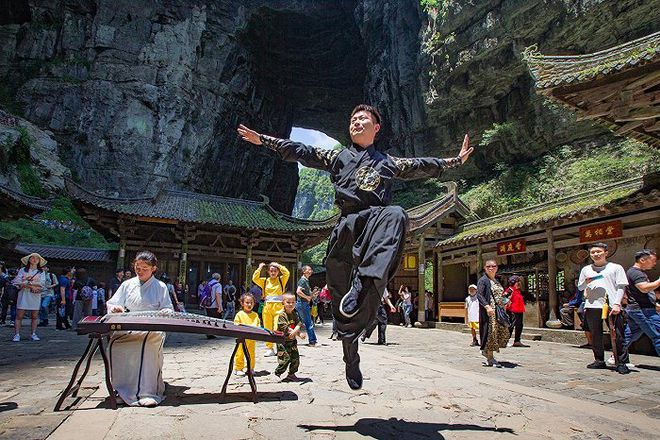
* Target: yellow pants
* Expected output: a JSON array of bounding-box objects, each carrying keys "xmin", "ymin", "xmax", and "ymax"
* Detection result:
[
  {"xmin": 234, "ymin": 339, "xmax": 256, "ymax": 371},
  {"xmin": 262, "ymin": 301, "xmax": 283, "ymax": 350}
]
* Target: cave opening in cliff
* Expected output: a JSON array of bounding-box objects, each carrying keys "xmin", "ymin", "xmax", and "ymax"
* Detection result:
[{"xmin": 239, "ymin": 4, "xmax": 367, "ymax": 144}]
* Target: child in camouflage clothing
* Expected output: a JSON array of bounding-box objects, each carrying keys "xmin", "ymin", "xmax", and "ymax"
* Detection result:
[{"xmin": 274, "ymin": 293, "xmax": 306, "ymax": 380}]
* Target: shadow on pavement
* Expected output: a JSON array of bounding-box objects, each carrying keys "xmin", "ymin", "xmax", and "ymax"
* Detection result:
[
  {"xmin": 636, "ymin": 364, "xmax": 660, "ymax": 372},
  {"xmin": 299, "ymin": 417, "xmax": 515, "ymax": 439},
  {"xmin": 91, "ymin": 390, "xmax": 299, "ymax": 408}
]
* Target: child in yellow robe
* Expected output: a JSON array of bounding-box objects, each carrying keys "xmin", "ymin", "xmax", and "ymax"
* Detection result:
[{"xmin": 234, "ymin": 292, "xmax": 261, "ymax": 376}]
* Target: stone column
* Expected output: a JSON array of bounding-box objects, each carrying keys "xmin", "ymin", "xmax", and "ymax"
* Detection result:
[
  {"xmin": 547, "ymin": 228, "xmax": 559, "ymax": 322},
  {"xmin": 417, "ymin": 234, "xmax": 426, "ymax": 324},
  {"xmin": 178, "ymin": 241, "xmax": 188, "ymax": 286},
  {"xmin": 245, "ymin": 242, "xmax": 253, "ymax": 290},
  {"xmin": 116, "ymin": 236, "xmax": 126, "ymax": 270}
]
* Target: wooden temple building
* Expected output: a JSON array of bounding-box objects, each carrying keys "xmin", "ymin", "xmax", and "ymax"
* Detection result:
[
  {"xmin": 65, "ymin": 179, "xmax": 336, "ymax": 294},
  {"xmin": 430, "ymin": 32, "xmax": 660, "ymax": 328},
  {"xmin": 523, "ymin": 31, "xmax": 660, "ymax": 147}
]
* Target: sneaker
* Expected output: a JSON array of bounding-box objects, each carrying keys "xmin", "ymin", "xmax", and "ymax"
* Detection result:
[
  {"xmin": 339, "ymin": 278, "xmax": 363, "ymax": 318},
  {"xmin": 616, "ymin": 364, "xmax": 631, "ymax": 375},
  {"xmin": 30, "ymin": 333, "xmax": 40, "ymax": 341},
  {"xmin": 264, "ymin": 349, "xmax": 276, "ymax": 357},
  {"xmin": 342, "ymin": 339, "xmax": 362, "ymax": 390},
  {"xmin": 12, "ymin": 334, "xmax": 20, "ymax": 342},
  {"xmin": 606, "ymin": 354, "xmax": 616, "ymax": 367},
  {"xmin": 308, "ymin": 342, "xmax": 317, "ymax": 347},
  {"xmin": 234, "ymin": 370, "xmax": 246, "ymax": 377},
  {"xmin": 405, "ymin": 324, "xmax": 412, "ymax": 328},
  {"xmin": 486, "ymin": 358, "xmax": 501, "ymax": 368},
  {"xmin": 138, "ymin": 397, "xmax": 158, "ymax": 407},
  {"xmin": 587, "ymin": 360, "xmax": 607, "ymax": 369}
]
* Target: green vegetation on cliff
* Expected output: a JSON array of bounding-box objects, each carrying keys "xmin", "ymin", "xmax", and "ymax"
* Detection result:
[
  {"xmin": 0, "ymin": 196, "xmax": 115, "ymax": 249},
  {"xmin": 461, "ymin": 139, "xmax": 659, "ymax": 218}
]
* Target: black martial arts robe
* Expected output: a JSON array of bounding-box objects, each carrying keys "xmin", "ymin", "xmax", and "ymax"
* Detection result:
[{"xmin": 260, "ymin": 135, "xmax": 461, "ymax": 345}]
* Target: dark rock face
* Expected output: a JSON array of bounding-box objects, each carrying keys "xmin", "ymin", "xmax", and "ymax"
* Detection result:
[
  {"xmin": 0, "ymin": 0, "xmax": 657, "ymax": 212},
  {"xmin": 419, "ymin": 0, "xmax": 659, "ymax": 178}
]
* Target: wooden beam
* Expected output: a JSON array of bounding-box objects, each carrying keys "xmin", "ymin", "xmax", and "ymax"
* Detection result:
[
  {"xmin": 614, "ymin": 107, "xmax": 660, "ymax": 122},
  {"xmin": 616, "ymin": 120, "xmax": 644, "ymax": 134}
]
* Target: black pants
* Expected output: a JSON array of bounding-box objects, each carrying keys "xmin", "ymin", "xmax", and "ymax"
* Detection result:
[
  {"xmin": 584, "ymin": 308, "xmax": 626, "ymax": 363},
  {"xmin": 364, "ymin": 304, "xmax": 388, "ymax": 344},
  {"xmin": 56, "ymin": 301, "xmax": 71, "ymax": 329},
  {"xmin": 1, "ymin": 298, "xmax": 13, "ymax": 322},
  {"xmin": 509, "ymin": 312, "xmax": 524, "ymax": 343},
  {"xmin": 327, "ymin": 206, "xmax": 408, "ymax": 344}
]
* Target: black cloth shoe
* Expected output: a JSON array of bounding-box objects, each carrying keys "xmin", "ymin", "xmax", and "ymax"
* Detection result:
[
  {"xmin": 342, "ymin": 339, "xmax": 362, "ymax": 390},
  {"xmin": 339, "ymin": 277, "xmax": 363, "ymax": 318},
  {"xmin": 586, "ymin": 360, "xmax": 607, "ymax": 369},
  {"xmin": 616, "ymin": 364, "xmax": 631, "ymax": 374},
  {"xmin": 470, "ymin": 340, "xmax": 479, "ymax": 346},
  {"xmin": 37, "ymin": 321, "xmax": 47, "ymax": 327}
]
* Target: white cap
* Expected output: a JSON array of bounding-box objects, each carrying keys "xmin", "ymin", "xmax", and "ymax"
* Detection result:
[{"xmin": 468, "ymin": 284, "xmax": 477, "ymax": 290}]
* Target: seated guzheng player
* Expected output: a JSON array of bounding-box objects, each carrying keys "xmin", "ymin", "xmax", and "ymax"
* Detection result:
[{"xmin": 105, "ymin": 251, "xmax": 173, "ymax": 407}]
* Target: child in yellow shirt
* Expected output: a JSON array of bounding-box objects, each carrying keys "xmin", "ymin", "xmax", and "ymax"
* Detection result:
[
  {"xmin": 234, "ymin": 292, "xmax": 261, "ymax": 376},
  {"xmin": 252, "ymin": 261, "xmax": 290, "ymax": 356}
]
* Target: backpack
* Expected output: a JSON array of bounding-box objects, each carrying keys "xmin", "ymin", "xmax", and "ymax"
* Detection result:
[
  {"xmin": 80, "ymin": 285, "xmax": 94, "ymax": 301},
  {"xmin": 4, "ymin": 283, "xmax": 18, "ymax": 304},
  {"xmin": 200, "ymin": 280, "xmax": 218, "ymax": 308}
]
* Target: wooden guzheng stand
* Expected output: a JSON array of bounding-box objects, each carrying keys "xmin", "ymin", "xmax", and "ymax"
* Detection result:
[{"xmin": 55, "ymin": 311, "xmax": 285, "ymax": 411}]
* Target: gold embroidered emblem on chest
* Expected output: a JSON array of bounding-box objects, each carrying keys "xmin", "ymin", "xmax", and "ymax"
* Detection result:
[{"xmin": 355, "ymin": 166, "xmax": 381, "ymax": 192}]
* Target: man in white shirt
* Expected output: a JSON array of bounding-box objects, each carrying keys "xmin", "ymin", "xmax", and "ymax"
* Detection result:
[{"xmin": 578, "ymin": 242, "xmax": 629, "ymax": 373}]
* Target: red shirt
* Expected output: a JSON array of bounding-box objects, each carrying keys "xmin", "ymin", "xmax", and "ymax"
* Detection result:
[{"xmin": 506, "ymin": 286, "xmax": 525, "ymax": 313}]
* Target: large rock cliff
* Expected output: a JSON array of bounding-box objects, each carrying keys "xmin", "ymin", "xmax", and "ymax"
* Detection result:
[{"xmin": 0, "ymin": 0, "xmax": 657, "ymax": 213}]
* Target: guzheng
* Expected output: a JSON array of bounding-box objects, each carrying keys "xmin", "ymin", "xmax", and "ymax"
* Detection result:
[
  {"xmin": 77, "ymin": 311, "xmax": 284, "ymax": 343},
  {"xmin": 56, "ymin": 311, "xmax": 285, "ymax": 411}
]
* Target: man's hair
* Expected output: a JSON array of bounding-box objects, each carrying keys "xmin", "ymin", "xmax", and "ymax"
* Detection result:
[
  {"xmin": 302, "ymin": 265, "xmax": 312, "ymax": 272},
  {"xmin": 635, "ymin": 249, "xmax": 656, "ymax": 261},
  {"xmin": 212, "ymin": 272, "xmax": 221, "ymax": 280},
  {"xmin": 351, "ymin": 104, "xmax": 382, "ymax": 125},
  {"xmin": 587, "ymin": 242, "xmax": 608, "ymax": 251},
  {"xmin": 282, "ymin": 292, "xmax": 296, "ymax": 301}
]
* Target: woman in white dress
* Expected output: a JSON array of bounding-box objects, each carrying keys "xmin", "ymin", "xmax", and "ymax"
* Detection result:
[
  {"xmin": 105, "ymin": 251, "xmax": 173, "ymax": 407},
  {"xmin": 12, "ymin": 253, "xmax": 47, "ymax": 342}
]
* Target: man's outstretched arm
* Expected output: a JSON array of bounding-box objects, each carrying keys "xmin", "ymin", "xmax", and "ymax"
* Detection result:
[
  {"xmin": 237, "ymin": 124, "xmax": 338, "ymax": 172},
  {"xmin": 392, "ymin": 134, "xmax": 474, "ymax": 180}
]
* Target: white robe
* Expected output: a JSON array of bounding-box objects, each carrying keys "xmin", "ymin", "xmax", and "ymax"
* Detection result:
[{"xmin": 105, "ymin": 276, "xmax": 173, "ymax": 406}]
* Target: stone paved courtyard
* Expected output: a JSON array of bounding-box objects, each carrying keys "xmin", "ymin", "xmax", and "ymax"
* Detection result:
[{"xmin": 1, "ymin": 319, "xmax": 659, "ymax": 440}]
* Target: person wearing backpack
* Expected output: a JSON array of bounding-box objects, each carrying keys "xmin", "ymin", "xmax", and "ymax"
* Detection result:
[
  {"xmin": 71, "ymin": 269, "xmax": 92, "ymax": 330},
  {"xmin": 201, "ymin": 273, "xmax": 223, "ymax": 339},
  {"xmin": 252, "ymin": 261, "xmax": 290, "ymax": 357},
  {"xmin": 38, "ymin": 265, "xmax": 58, "ymax": 327}
]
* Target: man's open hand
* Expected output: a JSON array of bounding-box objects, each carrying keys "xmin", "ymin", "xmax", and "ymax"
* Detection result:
[
  {"xmin": 458, "ymin": 134, "xmax": 474, "ymax": 164},
  {"xmin": 237, "ymin": 124, "xmax": 262, "ymax": 145}
]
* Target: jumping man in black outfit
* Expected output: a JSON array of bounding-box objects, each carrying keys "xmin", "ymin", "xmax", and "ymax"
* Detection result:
[{"xmin": 237, "ymin": 105, "xmax": 473, "ymax": 389}]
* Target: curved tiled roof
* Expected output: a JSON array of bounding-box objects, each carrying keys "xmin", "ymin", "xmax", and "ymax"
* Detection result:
[
  {"xmin": 523, "ymin": 31, "xmax": 660, "ymax": 89},
  {"xmin": 66, "ymin": 180, "xmax": 337, "ymax": 233},
  {"xmin": 437, "ymin": 177, "xmax": 656, "ymax": 248},
  {"xmin": 0, "ymin": 184, "xmax": 53, "ymax": 218},
  {"xmin": 13, "ymin": 243, "xmax": 113, "ymax": 262}
]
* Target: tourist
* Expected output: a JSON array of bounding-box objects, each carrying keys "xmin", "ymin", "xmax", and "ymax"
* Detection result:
[
  {"xmin": 196, "ymin": 279, "xmax": 207, "ymax": 305},
  {"xmin": 248, "ymin": 282, "xmax": 263, "ymax": 321},
  {"xmin": 559, "ymin": 280, "xmax": 584, "ymax": 330},
  {"xmin": 123, "ymin": 270, "xmax": 133, "ymax": 282},
  {"xmin": 56, "ymin": 268, "xmax": 73, "ymax": 330},
  {"xmin": 312, "ymin": 286, "xmax": 324, "ymax": 326},
  {"xmin": 296, "ymin": 265, "xmax": 317, "ymax": 346},
  {"xmin": 201, "ymin": 273, "xmax": 223, "ymax": 339},
  {"xmin": 505, "ymin": 276, "xmax": 528, "ymax": 347},
  {"xmin": 238, "ymin": 103, "xmax": 473, "ymax": 389},
  {"xmin": 578, "ymin": 243, "xmax": 629, "ymax": 373},
  {"xmin": 108, "ymin": 269, "xmax": 123, "ymax": 299},
  {"xmin": 38, "ymin": 265, "xmax": 58, "ymax": 327},
  {"xmin": 622, "ymin": 249, "xmax": 660, "ymax": 362},
  {"xmin": 398, "ymin": 285, "xmax": 413, "ymax": 328},
  {"xmin": 252, "ymin": 261, "xmax": 290, "ymax": 357},
  {"xmin": 233, "ymin": 292, "xmax": 261, "ymax": 376},
  {"xmin": 424, "ymin": 290, "xmax": 434, "ymax": 322},
  {"xmin": 174, "ymin": 280, "xmax": 186, "ymax": 305},
  {"xmin": 361, "ymin": 288, "xmax": 396, "ymax": 345},
  {"xmin": 1, "ymin": 268, "xmax": 18, "ymax": 326},
  {"xmin": 97, "ymin": 282, "xmax": 106, "ymax": 315},
  {"xmin": 274, "ymin": 293, "xmax": 305, "ymax": 381},
  {"xmin": 91, "ymin": 281, "xmax": 100, "ymax": 316},
  {"xmin": 12, "ymin": 253, "xmax": 47, "ymax": 342},
  {"xmin": 71, "ymin": 269, "xmax": 92, "ymax": 329},
  {"xmin": 476, "ymin": 260, "xmax": 510, "ymax": 367},
  {"xmin": 465, "ymin": 284, "xmax": 480, "ymax": 346},
  {"xmin": 106, "ymin": 251, "xmax": 173, "ymax": 407},
  {"xmin": 223, "ymin": 280, "xmax": 237, "ymax": 320}
]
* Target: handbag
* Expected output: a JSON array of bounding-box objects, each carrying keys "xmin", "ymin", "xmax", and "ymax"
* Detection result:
[{"xmin": 491, "ymin": 283, "xmax": 511, "ymax": 327}]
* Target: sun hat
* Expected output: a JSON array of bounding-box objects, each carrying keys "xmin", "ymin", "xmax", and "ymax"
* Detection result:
[{"xmin": 20, "ymin": 252, "xmax": 47, "ymax": 267}]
